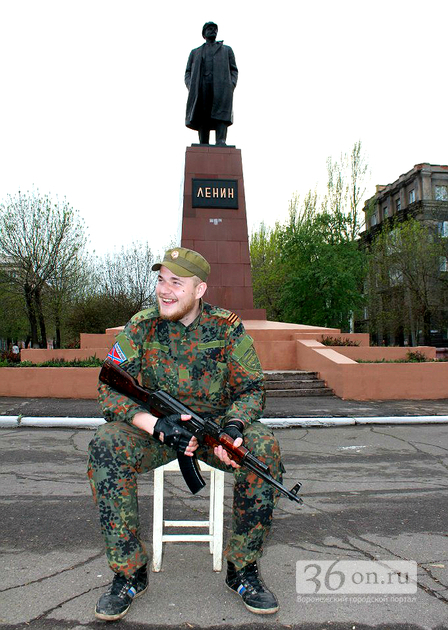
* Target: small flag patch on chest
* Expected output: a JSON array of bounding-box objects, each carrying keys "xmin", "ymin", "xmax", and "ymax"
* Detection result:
[{"xmin": 107, "ymin": 342, "xmax": 127, "ymax": 365}]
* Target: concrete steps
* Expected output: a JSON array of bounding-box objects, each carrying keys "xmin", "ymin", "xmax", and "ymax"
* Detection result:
[{"xmin": 264, "ymin": 370, "xmax": 334, "ymax": 397}]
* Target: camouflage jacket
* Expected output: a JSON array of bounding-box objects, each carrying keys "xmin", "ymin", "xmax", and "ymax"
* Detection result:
[{"xmin": 98, "ymin": 301, "xmax": 265, "ymax": 427}]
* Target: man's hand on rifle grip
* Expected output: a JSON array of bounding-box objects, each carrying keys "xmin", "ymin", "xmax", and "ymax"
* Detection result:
[
  {"xmin": 153, "ymin": 413, "xmax": 198, "ymax": 456},
  {"xmin": 132, "ymin": 412, "xmax": 198, "ymax": 456}
]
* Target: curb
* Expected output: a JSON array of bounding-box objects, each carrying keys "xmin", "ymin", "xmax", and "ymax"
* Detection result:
[
  {"xmin": 0, "ymin": 416, "xmax": 104, "ymax": 429},
  {"xmin": 264, "ymin": 415, "xmax": 448, "ymax": 427},
  {"xmin": 1, "ymin": 416, "xmax": 448, "ymax": 429}
]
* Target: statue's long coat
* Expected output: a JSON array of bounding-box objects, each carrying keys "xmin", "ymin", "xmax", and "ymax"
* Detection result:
[{"xmin": 185, "ymin": 41, "xmax": 238, "ymax": 131}]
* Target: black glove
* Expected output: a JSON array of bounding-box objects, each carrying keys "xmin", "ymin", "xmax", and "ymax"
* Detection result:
[
  {"xmin": 153, "ymin": 414, "xmax": 194, "ymax": 454},
  {"xmin": 224, "ymin": 420, "xmax": 244, "ymax": 442}
]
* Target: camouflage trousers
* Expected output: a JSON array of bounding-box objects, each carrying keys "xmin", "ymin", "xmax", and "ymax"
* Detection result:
[{"xmin": 87, "ymin": 420, "xmax": 283, "ymax": 577}]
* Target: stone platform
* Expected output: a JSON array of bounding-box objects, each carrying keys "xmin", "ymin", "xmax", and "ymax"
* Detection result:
[{"xmin": 7, "ymin": 320, "xmax": 448, "ymax": 400}]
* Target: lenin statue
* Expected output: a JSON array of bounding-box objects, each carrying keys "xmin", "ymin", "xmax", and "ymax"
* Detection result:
[{"xmin": 185, "ymin": 22, "xmax": 238, "ymax": 146}]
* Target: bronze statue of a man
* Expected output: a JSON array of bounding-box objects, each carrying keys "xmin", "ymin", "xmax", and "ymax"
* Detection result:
[{"xmin": 185, "ymin": 22, "xmax": 238, "ymax": 146}]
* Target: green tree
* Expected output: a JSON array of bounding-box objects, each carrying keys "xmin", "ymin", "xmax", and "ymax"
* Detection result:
[
  {"xmin": 250, "ymin": 222, "xmax": 285, "ymax": 320},
  {"xmin": 250, "ymin": 142, "xmax": 369, "ymax": 327},
  {"xmin": 0, "ymin": 281, "xmax": 29, "ymax": 347},
  {"xmin": 65, "ymin": 294, "xmax": 125, "ymax": 345},
  {"xmin": 45, "ymin": 253, "xmax": 94, "ymax": 348},
  {"xmin": 279, "ymin": 194, "xmax": 366, "ymax": 329}
]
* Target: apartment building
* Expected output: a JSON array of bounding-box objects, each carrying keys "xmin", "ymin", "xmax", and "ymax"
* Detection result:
[
  {"xmin": 362, "ymin": 163, "xmax": 448, "ymax": 239},
  {"xmin": 359, "ymin": 164, "xmax": 448, "ymax": 346}
]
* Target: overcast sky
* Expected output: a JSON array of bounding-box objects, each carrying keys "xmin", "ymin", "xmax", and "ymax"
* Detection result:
[{"xmin": 1, "ymin": 0, "xmax": 447, "ymax": 257}]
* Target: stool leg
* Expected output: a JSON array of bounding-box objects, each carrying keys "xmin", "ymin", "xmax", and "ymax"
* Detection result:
[
  {"xmin": 152, "ymin": 467, "xmax": 164, "ymax": 572},
  {"xmin": 209, "ymin": 469, "xmax": 215, "ymax": 553},
  {"xmin": 212, "ymin": 471, "xmax": 224, "ymax": 571}
]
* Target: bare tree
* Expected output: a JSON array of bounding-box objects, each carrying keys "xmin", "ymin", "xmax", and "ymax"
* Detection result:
[
  {"xmin": 98, "ymin": 241, "xmax": 157, "ymax": 316},
  {"xmin": 0, "ymin": 190, "xmax": 87, "ymax": 347},
  {"xmin": 324, "ymin": 140, "xmax": 369, "ymax": 240}
]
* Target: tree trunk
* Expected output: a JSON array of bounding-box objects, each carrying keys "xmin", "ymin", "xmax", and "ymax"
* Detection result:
[
  {"xmin": 396, "ymin": 324, "xmax": 405, "ymax": 347},
  {"xmin": 34, "ymin": 288, "xmax": 47, "ymax": 349},
  {"xmin": 423, "ymin": 309, "xmax": 432, "ymax": 346},
  {"xmin": 24, "ymin": 283, "xmax": 39, "ymax": 348},
  {"xmin": 55, "ymin": 313, "xmax": 61, "ymax": 349}
]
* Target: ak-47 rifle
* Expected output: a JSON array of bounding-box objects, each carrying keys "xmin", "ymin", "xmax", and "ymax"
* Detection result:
[{"xmin": 99, "ymin": 359, "xmax": 303, "ymax": 505}]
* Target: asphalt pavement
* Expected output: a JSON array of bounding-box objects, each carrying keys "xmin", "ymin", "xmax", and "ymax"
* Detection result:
[{"xmin": 1, "ymin": 393, "xmax": 448, "ymax": 629}]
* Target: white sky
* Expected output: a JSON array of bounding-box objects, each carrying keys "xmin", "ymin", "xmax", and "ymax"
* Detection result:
[{"xmin": 1, "ymin": 0, "xmax": 447, "ymax": 257}]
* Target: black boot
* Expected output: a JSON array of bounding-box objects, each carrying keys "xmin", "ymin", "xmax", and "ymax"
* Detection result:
[
  {"xmin": 226, "ymin": 561, "xmax": 279, "ymax": 614},
  {"xmin": 95, "ymin": 565, "xmax": 148, "ymax": 621}
]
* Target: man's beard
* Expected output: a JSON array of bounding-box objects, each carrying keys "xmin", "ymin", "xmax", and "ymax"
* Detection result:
[{"xmin": 157, "ymin": 294, "xmax": 196, "ymax": 322}]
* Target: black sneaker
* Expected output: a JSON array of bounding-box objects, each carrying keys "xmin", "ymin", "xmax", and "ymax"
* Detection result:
[
  {"xmin": 226, "ymin": 561, "xmax": 279, "ymax": 614},
  {"xmin": 95, "ymin": 565, "xmax": 148, "ymax": 621}
]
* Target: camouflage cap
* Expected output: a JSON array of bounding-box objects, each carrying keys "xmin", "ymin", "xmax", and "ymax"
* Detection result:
[{"xmin": 152, "ymin": 247, "xmax": 210, "ymax": 282}]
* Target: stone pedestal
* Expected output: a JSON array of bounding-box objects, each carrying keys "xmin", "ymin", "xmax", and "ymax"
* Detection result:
[{"xmin": 181, "ymin": 145, "xmax": 266, "ymax": 319}]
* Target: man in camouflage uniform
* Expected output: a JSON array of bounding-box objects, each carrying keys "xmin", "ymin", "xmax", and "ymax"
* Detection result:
[{"xmin": 88, "ymin": 247, "xmax": 284, "ymax": 621}]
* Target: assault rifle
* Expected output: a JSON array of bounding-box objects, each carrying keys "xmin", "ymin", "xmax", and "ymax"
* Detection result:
[{"xmin": 99, "ymin": 359, "xmax": 303, "ymax": 505}]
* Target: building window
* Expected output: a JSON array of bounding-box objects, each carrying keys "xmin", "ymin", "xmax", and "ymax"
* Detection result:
[
  {"xmin": 383, "ymin": 205, "xmax": 389, "ymax": 218},
  {"xmin": 438, "ymin": 221, "xmax": 448, "ymax": 238},
  {"xmin": 371, "ymin": 213, "xmax": 377, "ymax": 227},
  {"xmin": 409, "ymin": 189, "xmax": 415, "ymax": 204},
  {"xmin": 435, "ymin": 185, "xmax": 448, "ymax": 201},
  {"xmin": 386, "ymin": 228, "xmax": 400, "ymax": 255},
  {"xmin": 440, "ymin": 256, "xmax": 448, "ymax": 272},
  {"xmin": 395, "ymin": 197, "xmax": 401, "ymax": 211}
]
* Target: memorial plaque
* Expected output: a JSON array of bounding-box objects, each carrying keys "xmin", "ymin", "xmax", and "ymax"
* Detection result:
[{"xmin": 192, "ymin": 178, "xmax": 238, "ymax": 209}]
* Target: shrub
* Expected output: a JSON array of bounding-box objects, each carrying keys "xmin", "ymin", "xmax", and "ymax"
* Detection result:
[
  {"xmin": 405, "ymin": 350, "xmax": 428, "ymax": 363},
  {"xmin": 0, "ymin": 356, "xmax": 102, "ymax": 367},
  {"xmin": 0, "ymin": 351, "xmax": 21, "ymax": 363},
  {"xmin": 321, "ymin": 336, "xmax": 360, "ymax": 347}
]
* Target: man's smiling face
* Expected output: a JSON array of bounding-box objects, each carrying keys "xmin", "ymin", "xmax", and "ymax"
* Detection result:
[{"xmin": 156, "ymin": 266, "xmax": 205, "ymax": 326}]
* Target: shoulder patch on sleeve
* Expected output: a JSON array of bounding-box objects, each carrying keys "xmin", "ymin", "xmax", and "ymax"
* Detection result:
[
  {"xmin": 232, "ymin": 334, "xmax": 254, "ymax": 361},
  {"xmin": 130, "ymin": 305, "xmax": 159, "ymax": 325},
  {"xmin": 239, "ymin": 345, "xmax": 262, "ymax": 374},
  {"xmin": 107, "ymin": 341, "xmax": 128, "ymax": 365},
  {"xmin": 107, "ymin": 332, "xmax": 138, "ymax": 366},
  {"xmin": 231, "ymin": 334, "xmax": 261, "ymax": 374}
]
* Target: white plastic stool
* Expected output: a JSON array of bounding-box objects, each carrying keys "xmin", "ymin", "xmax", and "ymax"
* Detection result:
[{"xmin": 152, "ymin": 459, "xmax": 225, "ymax": 572}]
